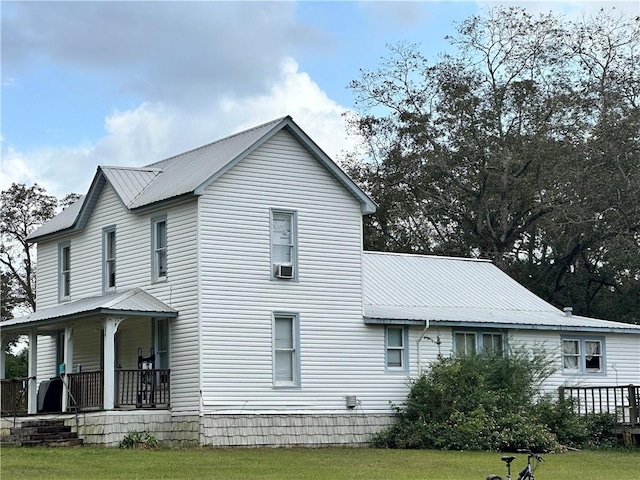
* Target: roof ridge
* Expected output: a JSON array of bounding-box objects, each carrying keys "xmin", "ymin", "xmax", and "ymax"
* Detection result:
[
  {"xmin": 364, "ymin": 251, "xmax": 492, "ymax": 263},
  {"xmin": 143, "ymin": 116, "xmax": 289, "ymax": 169},
  {"xmin": 101, "ymin": 165, "xmax": 162, "ymax": 173}
]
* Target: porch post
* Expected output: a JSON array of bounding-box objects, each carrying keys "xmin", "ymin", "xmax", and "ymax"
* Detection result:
[
  {"xmin": 27, "ymin": 330, "xmax": 38, "ymax": 414},
  {"xmin": 103, "ymin": 316, "xmax": 124, "ymax": 410},
  {"xmin": 0, "ymin": 334, "xmax": 8, "ymax": 379},
  {"xmin": 61, "ymin": 325, "xmax": 74, "ymax": 412}
]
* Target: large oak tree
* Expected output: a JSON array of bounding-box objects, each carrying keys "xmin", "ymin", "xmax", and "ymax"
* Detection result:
[{"xmin": 346, "ymin": 7, "xmax": 640, "ymax": 322}]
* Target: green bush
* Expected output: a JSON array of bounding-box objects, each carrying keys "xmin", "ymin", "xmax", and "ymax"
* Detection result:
[
  {"xmin": 119, "ymin": 431, "xmax": 159, "ymax": 449},
  {"xmin": 372, "ymin": 349, "xmax": 618, "ymax": 451}
]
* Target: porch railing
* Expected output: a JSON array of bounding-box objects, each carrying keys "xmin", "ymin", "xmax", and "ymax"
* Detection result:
[
  {"xmin": 64, "ymin": 369, "xmax": 170, "ymax": 411},
  {"xmin": 560, "ymin": 384, "xmax": 639, "ymax": 426},
  {"xmin": 0, "ymin": 378, "xmax": 29, "ymax": 416},
  {"xmin": 67, "ymin": 371, "xmax": 104, "ymax": 411},
  {"xmin": 116, "ymin": 369, "xmax": 170, "ymax": 408}
]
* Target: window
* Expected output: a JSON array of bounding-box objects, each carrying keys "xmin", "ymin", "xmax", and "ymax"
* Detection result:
[
  {"xmin": 562, "ymin": 337, "xmax": 604, "ymax": 374},
  {"xmin": 385, "ymin": 326, "xmax": 408, "ymax": 371},
  {"xmin": 153, "ymin": 318, "xmax": 170, "ymax": 369},
  {"xmin": 270, "ymin": 210, "xmax": 297, "ymax": 279},
  {"xmin": 454, "ymin": 330, "xmax": 504, "ymax": 357},
  {"xmin": 103, "ymin": 226, "xmax": 116, "ymax": 291},
  {"xmin": 151, "ymin": 216, "xmax": 167, "ymax": 282},
  {"xmin": 58, "ymin": 241, "xmax": 71, "ymax": 301},
  {"xmin": 273, "ymin": 314, "xmax": 299, "ymax": 387}
]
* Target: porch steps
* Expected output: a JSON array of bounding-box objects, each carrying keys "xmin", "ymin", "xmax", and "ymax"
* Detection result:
[{"xmin": 1, "ymin": 419, "xmax": 83, "ymax": 447}]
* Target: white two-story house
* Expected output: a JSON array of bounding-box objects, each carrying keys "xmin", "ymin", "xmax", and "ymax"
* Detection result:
[{"xmin": 2, "ymin": 116, "xmax": 639, "ymax": 446}]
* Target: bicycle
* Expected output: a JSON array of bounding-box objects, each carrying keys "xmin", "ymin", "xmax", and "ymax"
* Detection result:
[{"xmin": 486, "ymin": 450, "xmax": 544, "ymax": 480}]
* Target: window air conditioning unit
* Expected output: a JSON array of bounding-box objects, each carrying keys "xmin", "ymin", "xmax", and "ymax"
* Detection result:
[{"xmin": 275, "ymin": 264, "xmax": 294, "ymax": 279}]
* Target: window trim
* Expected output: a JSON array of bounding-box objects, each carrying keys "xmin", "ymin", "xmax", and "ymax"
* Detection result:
[
  {"xmin": 272, "ymin": 313, "xmax": 301, "ymax": 388},
  {"xmin": 453, "ymin": 329, "xmax": 506, "ymax": 357},
  {"xmin": 561, "ymin": 336, "xmax": 606, "ymax": 376},
  {"xmin": 152, "ymin": 317, "xmax": 170, "ymax": 369},
  {"xmin": 58, "ymin": 241, "xmax": 71, "ymax": 302},
  {"xmin": 270, "ymin": 209, "xmax": 298, "ymax": 281},
  {"xmin": 385, "ymin": 326, "xmax": 409, "ymax": 372},
  {"xmin": 102, "ymin": 226, "xmax": 117, "ymax": 293},
  {"xmin": 151, "ymin": 215, "xmax": 168, "ymax": 283}
]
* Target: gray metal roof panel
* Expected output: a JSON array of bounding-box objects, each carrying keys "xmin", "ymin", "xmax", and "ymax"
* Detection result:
[
  {"xmin": 100, "ymin": 166, "xmax": 162, "ymax": 208},
  {"xmin": 25, "ymin": 196, "xmax": 86, "ymax": 241},
  {"xmin": 362, "ymin": 252, "xmax": 640, "ymax": 333},
  {"xmin": 363, "ymin": 251, "xmax": 556, "ymax": 312},
  {"xmin": 130, "ymin": 117, "xmax": 287, "ymax": 208},
  {"xmin": 2, "ymin": 288, "xmax": 177, "ymax": 331}
]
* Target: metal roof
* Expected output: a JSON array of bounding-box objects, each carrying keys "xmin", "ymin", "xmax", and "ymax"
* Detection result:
[
  {"xmin": 28, "ymin": 116, "xmax": 376, "ymax": 242},
  {"xmin": 100, "ymin": 166, "xmax": 162, "ymax": 208},
  {"xmin": 2, "ymin": 288, "xmax": 177, "ymax": 332},
  {"xmin": 363, "ymin": 252, "xmax": 640, "ymax": 334}
]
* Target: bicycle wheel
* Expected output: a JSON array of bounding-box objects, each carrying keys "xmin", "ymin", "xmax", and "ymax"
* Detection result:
[{"xmin": 486, "ymin": 476, "xmax": 503, "ymax": 480}]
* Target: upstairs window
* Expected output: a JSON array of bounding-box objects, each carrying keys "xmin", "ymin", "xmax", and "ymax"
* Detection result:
[
  {"xmin": 385, "ymin": 326, "xmax": 408, "ymax": 371},
  {"xmin": 58, "ymin": 241, "xmax": 71, "ymax": 301},
  {"xmin": 270, "ymin": 210, "xmax": 297, "ymax": 280},
  {"xmin": 151, "ymin": 216, "xmax": 167, "ymax": 282},
  {"xmin": 103, "ymin": 226, "xmax": 116, "ymax": 291},
  {"xmin": 562, "ymin": 337, "xmax": 604, "ymax": 375},
  {"xmin": 273, "ymin": 314, "xmax": 299, "ymax": 387}
]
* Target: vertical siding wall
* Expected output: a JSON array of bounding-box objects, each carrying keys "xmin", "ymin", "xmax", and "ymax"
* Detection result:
[
  {"xmin": 198, "ymin": 130, "xmax": 413, "ymax": 413},
  {"xmin": 34, "ymin": 184, "xmax": 200, "ymax": 412}
]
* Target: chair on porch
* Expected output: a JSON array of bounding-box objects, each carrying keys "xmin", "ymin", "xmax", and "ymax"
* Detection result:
[{"xmin": 136, "ymin": 347, "xmax": 155, "ymax": 407}]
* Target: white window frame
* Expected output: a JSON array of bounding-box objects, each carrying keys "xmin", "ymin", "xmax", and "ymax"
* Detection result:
[
  {"xmin": 270, "ymin": 209, "xmax": 297, "ymax": 280},
  {"xmin": 58, "ymin": 241, "xmax": 71, "ymax": 302},
  {"xmin": 151, "ymin": 215, "xmax": 168, "ymax": 283},
  {"xmin": 272, "ymin": 313, "xmax": 300, "ymax": 388},
  {"xmin": 561, "ymin": 336, "xmax": 605, "ymax": 375},
  {"xmin": 152, "ymin": 318, "xmax": 170, "ymax": 370},
  {"xmin": 102, "ymin": 226, "xmax": 117, "ymax": 292},
  {"xmin": 385, "ymin": 326, "xmax": 408, "ymax": 372},
  {"xmin": 453, "ymin": 330, "xmax": 505, "ymax": 357}
]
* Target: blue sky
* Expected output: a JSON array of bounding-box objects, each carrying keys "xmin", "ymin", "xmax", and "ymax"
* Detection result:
[{"xmin": 2, "ymin": 1, "xmax": 638, "ymax": 198}]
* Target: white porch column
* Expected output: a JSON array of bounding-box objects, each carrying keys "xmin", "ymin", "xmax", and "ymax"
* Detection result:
[
  {"xmin": 61, "ymin": 325, "xmax": 74, "ymax": 412},
  {"xmin": 27, "ymin": 330, "xmax": 38, "ymax": 414},
  {"xmin": 103, "ymin": 316, "xmax": 124, "ymax": 410},
  {"xmin": 0, "ymin": 334, "xmax": 9, "ymax": 379}
]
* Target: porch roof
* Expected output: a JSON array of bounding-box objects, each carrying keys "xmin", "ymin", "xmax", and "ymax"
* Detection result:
[{"xmin": 1, "ymin": 288, "xmax": 177, "ymax": 333}]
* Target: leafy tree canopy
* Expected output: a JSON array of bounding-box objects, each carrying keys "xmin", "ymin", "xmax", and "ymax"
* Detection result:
[{"xmin": 346, "ymin": 7, "xmax": 640, "ymax": 322}]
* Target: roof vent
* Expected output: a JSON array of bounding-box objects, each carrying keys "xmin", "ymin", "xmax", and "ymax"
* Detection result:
[{"xmin": 563, "ymin": 307, "xmax": 573, "ymax": 317}]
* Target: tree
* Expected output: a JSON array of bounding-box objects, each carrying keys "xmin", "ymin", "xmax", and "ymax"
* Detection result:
[
  {"xmin": 1, "ymin": 183, "xmax": 60, "ymax": 314},
  {"xmin": 346, "ymin": 7, "xmax": 640, "ymax": 322}
]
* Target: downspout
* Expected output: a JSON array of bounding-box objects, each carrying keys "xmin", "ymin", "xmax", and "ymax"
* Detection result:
[{"xmin": 416, "ymin": 319, "xmax": 430, "ymax": 374}]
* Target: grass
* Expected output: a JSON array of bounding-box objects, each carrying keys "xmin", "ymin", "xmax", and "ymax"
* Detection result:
[{"xmin": 1, "ymin": 446, "xmax": 639, "ymax": 479}]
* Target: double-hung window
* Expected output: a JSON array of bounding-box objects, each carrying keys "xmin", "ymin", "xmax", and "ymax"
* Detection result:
[
  {"xmin": 270, "ymin": 210, "xmax": 297, "ymax": 280},
  {"xmin": 273, "ymin": 314, "xmax": 299, "ymax": 387},
  {"xmin": 151, "ymin": 215, "xmax": 167, "ymax": 282},
  {"xmin": 454, "ymin": 330, "xmax": 504, "ymax": 357},
  {"xmin": 58, "ymin": 241, "xmax": 71, "ymax": 301},
  {"xmin": 385, "ymin": 326, "xmax": 408, "ymax": 371},
  {"xmin": 562, "ymin": 337, "xmax": 604, "ymax": 374},
  {"xmin": 103, "ymin": 226, "xmax": 116, "ymax": 292}
]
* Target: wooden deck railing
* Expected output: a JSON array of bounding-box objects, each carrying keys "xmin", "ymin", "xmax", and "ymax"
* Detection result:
[
  {"xmin": 67, "ymin": 371, "xmax": 104, "ymax": 410},
  {"xmin": 560, "ymin": 384, "xmax": 639, "ymax": 426},
  {"xmin": 116, "ymin": 369, "xmax": 170, "ymax": 408},
  {"xmin": 0, "ymin": 378, "xmax": 29, "ymax": 416}
]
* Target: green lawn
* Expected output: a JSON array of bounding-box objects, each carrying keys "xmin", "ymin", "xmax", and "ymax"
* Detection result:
[{"xmin": 1, "ymin": 447, "xmax": 639, "ymax": 479}]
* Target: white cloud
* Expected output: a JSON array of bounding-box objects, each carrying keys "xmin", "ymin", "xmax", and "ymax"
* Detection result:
[{"xmin": 1, "ymin": 59, "xmax": 354, "ymax": 198}]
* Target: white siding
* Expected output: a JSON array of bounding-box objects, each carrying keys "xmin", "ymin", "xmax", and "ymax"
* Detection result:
[
  {"xmin": 33, "ymin": 183, "xmax": 200, "ymax": 412},
  {"xmin": 415, "ymin": 327, "xmax": 640, "ymax": 394},
  {"xmin": 198, "ymin": 130, "xmax": 412, "ymax": 412}
]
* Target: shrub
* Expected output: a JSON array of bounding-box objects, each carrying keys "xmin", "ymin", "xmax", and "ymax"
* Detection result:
[
  {"xmin": 119, "ymin": 430, "xmax": 159, "ymax": 449},
  {"xmin": 371, "ymin": 348, "xmax": 618, "ymax": 451}
]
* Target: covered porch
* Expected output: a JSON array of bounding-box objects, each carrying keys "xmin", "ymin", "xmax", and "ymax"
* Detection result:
[{"xmin": 1, "ymin": 288, "xmax": 177, "ymax": 416}]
